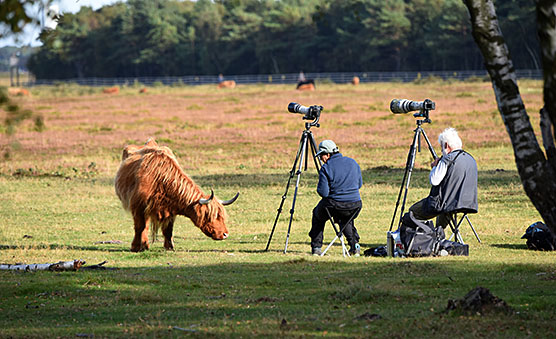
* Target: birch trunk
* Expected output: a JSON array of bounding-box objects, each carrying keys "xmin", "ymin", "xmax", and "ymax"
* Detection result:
[
  {"xmin": 463, "ymin": 0, "xmax": 556, "ymax": 231},
  {"xmin": 0, "ymin": 260, "xmax": 84, "ymax": 271}
]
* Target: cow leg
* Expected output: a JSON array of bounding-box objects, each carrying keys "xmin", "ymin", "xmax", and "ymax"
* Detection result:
[
  {"xmin": 131, "ymin": 211, "xmax": 149, "ymax": 252},
  {"xmin": 162, "ymin": 216, "xmax": 175, "ymax": 251}
]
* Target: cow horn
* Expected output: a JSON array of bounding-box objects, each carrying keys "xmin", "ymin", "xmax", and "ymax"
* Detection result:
[
  {"xmin": 198, "ymin": 189, "xmax": 214, "ymax": 205},
  {"xmin": 220, "ymin": 192, "xmax": 240, "ymax": 206}
]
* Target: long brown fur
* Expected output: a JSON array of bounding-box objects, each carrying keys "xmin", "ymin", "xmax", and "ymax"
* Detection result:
[{"xmin": 115, "ymin": 138, "xmax": 229, "ymax": 252}]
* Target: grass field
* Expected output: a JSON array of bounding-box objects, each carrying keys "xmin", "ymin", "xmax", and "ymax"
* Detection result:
[{"xmin": 1, "ymin": 80, "xmax": 554, "ymax": 337}]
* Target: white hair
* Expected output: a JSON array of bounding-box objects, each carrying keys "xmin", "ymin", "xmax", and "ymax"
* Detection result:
[{"xmin": 438, "ymin": 127, "xmax": 462, "ymax": 151}]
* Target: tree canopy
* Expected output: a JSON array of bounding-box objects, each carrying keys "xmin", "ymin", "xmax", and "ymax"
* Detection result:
[{"xmin": 19, "ymin": 0, "xmax": 539, "ymax": 78}]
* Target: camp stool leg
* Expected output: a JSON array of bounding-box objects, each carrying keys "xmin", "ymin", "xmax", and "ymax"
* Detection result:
[{"xmin": 321, "ymin": 206, "xmax": 358, "ymax": 257}]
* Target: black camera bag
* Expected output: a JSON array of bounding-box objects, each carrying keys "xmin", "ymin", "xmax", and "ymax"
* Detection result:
[
  {"xmin": 521, "ymin": 222, "xmax": 555, "ymax": 251},
  {"xmin": 400, "ymin": 211, "xmax": 439, "ymax": 256}
]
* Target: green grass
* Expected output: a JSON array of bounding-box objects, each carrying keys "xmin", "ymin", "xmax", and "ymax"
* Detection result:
[{"xmin": 0, "ymin": 81, "xmax": 555, "ymax": 337}]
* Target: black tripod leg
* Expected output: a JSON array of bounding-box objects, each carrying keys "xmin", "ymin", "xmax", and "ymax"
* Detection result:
[
  {"xmin": 284, "ymin": 133, "xmax": 308, "ymax": 253},
  {"xmin": 265, "ymin": 132, "xmax": 305, "ymax": 251},
  {"xmin": 389, "ymin": 128, "xmax": 421, "ymax": 231},
  {"xmin": 420, "ymin": 128, "xmax": 439, "ymax": 160},
  {"xmin": 389, "ymin": 145, "xmax": 414, "ymax": 231},
  {"xmin": 396, "ymin": 129, "xmax": 421, "ymax": 229},
  {"xmin": 307, "ymin": 131, "xmax": 322, "ymax": 172}
]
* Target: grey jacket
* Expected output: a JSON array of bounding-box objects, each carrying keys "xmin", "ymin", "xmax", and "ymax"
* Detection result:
[{"xmin": 426, "ymin": 150, "xmax": 478, "ymax": 214}]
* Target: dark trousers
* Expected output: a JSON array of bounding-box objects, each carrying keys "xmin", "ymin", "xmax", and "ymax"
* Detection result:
[
  {"xmin": 309, "ymin": 198, "xmax": 362, "ymax": 250},
  {"xmin": 409, "ymin": 197, "xmax": 449, "ymax": 228}
]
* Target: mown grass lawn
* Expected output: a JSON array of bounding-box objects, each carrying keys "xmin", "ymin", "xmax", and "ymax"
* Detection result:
[{"xmin": 0, "ymin": 80, "xmax": 554, "ymax": 337}]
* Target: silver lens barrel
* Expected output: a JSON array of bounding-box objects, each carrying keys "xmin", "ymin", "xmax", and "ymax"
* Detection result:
[
  {"xmin": 390, "ymin": 99, "xmax": 422, "ymax": 114},
  {"xmin": 288, "ymin": 102, "xmax": 310, "ymax": 115}
]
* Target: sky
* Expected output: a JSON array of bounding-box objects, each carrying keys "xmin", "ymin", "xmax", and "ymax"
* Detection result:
[{"xmin": 0, "ymin": 0, "xmax": 124, "ymax": 48}]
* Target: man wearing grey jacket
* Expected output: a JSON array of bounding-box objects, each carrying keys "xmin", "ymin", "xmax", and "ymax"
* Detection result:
[{"xmin": 409, "ymin": 127, "xmax": 478, "ymax": 228}]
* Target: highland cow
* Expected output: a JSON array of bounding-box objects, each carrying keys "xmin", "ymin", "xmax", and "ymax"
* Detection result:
[
  {"xmin": 217, "ymin": 80, "xmax": 236, "ymax": 89},
  {"xmin": 115, "ymin": 139, "xmax": 239, "ymax": 252}
]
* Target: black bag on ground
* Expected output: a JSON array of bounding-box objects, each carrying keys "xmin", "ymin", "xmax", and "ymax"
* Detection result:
[
  {"xmin": 521, "ymin": 222, "xmax": 556, "ymax": 251},
  {"xmin": 400, "ymin": 211, "xmax": 442, "ymax": 256},
  {"xmin": 438, "ymin": 239, "xmax": 469, "ymax": 256},
  {"xmin": 364, "ymin": 246, "xmax": 387, "ymax": 257}
]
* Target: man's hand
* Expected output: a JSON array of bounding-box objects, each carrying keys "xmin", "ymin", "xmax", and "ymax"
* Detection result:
[{"xmin": 430, "ymin": 157, "xmax": 441, "ymax": 168}]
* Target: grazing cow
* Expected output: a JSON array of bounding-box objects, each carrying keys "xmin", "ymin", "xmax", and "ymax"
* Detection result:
[
  {"xmin": 115, "ymin": 139, "xmax": 239, "ymax": 252},
  {"xmin": 8, "ymin": 87, "xmax": 30, "ymax": 96},
  {"xmin": 139, "ymin": 88, "xmax": 148, "ymax": 93},
  {"xmin": 103, "ymin": 87, "xmax": 119, "ymax": 94},
  {"xmin": 351, "ymin": 76, "xmax": 360, "ymax": 85},
  {"xmin": 296, "ymin": 79, "xmax": 316, "ymax": 91},
  {"xmin": 218, "ymin": 80, "xmax": 236, "ymax": 89}
]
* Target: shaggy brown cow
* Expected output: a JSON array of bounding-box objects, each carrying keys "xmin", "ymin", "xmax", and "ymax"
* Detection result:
[
  {"xmin": 8, "ymin": 87, "xmax": 30, "ymax": 96},
  {"xmin": 218, "ymin": 80, "xmax": 236, "ymax": 89},
  {"xmin": 296, "ymin": 79, "xmax": 315, "ymax": 91},
  {"xmin": 115, "ymin": 139, "xmax": 239, "ymax": 252},
  {"xmin": 297, "ymin": 83, "xmax": 315, "ymax": 91},
  {"xmin": 351, "ymin": 76, "xmax": 360, "ymax": 85},
  {"xmin": 103, "ymin": 87, "xmax": 119, "ymax": 94}
]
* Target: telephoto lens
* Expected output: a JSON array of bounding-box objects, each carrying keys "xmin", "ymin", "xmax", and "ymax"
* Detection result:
[
  {"xmin": 288, "ymin": 102, "xmax": 310, "ymax": 115},
  {"xmin": 390, "ymin": 99, "xmax": 435, "ymax": 114}
]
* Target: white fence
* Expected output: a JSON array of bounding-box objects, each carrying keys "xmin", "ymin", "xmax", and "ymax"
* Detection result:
[{"xmin": 24, "ymin": 69, "xmax": 543, "ymax": 87}]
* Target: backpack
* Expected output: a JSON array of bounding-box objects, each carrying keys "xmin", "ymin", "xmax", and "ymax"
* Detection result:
[
  {"xmin": 400, "ymin": 211, "xmax": 444, "ymax": 256},
  {"xmin": 521, "ymin": 222, "xmax": 556, "ymax": 251},
  {"xmin": 437, "ymin": 239, "xmax": 469, "ymax": 256}
]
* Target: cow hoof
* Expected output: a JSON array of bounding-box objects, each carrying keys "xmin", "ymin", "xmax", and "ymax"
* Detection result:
[{"xmin": 131, "ymin": 243, "xmax": 149, "ymax": 252}]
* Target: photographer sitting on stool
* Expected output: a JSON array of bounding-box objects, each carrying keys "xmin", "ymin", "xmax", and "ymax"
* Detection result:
[
  {"xmin": 309, "ymin": 140, "xmax": 363, "ymax": 256},
  {"xmin": 409, "ymin": 127, "xmax": 477, "ymax": 228}
]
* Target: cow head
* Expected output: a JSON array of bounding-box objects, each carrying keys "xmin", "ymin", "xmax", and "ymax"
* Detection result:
[{"xmin": 196, "ymin": 191, "xmax": 239, "ymax": 240}]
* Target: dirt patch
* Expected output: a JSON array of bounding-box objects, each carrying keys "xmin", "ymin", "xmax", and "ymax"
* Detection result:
[{"xmin": 446, "ymin": 286, "xmax": 513, "ymax": 315}]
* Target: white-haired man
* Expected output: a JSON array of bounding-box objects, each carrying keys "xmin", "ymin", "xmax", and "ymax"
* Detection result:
[{"xmin": 409, "ymin": 127, "xmax": 478, "ymax": 228}]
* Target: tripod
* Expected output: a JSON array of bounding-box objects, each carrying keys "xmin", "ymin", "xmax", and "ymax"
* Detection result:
[
  {"xmin": 389, "ymin": 117, "xmax": 438, "ymax": 232},
  {"xmin": 265, "ymin": 121, "xmax": 322, "ymax": 253}
]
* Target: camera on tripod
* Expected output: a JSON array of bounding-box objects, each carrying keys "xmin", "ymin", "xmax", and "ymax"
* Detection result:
[
  {"xmin": 288, "ymin": 102, "xmax": 323, "ymax": 123},
  {"xmin": 390, "ymin": 99, "xmax": 435, "ymax": 118}
]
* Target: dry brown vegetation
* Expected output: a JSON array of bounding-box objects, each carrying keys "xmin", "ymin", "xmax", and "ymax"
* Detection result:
[{"xmin": 0, "ymin": 80, "xmax": 543, "ymax": 177}]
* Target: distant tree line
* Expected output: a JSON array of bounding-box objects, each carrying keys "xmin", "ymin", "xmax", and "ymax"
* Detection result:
[{"xmin": 26, "ymin": 0, "xmax": 538, "ymax": 79}]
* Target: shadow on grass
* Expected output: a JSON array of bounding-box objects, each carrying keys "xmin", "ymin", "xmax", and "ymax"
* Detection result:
[
  {"xmin": 5, "ymin": 166, "xmax": 522, "ymax": 192},
  {"xmin": 490, "ymin": 243, "xmax": 529, "ymax": 250},
  {"xmin": 1, "ymin": 258, "xmax": 555, "ymax": 337},
  {"xmin": 190, "ymin": 166, "xmax": 520, "ymax": 189}
]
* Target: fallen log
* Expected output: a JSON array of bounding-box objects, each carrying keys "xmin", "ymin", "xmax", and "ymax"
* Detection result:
[{"xmin": 0, "ymin": 260, "xmax": 84, "ymax": 271}]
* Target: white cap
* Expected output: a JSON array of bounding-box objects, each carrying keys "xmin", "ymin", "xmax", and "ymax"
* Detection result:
[{"xmin": 315, "ymin": 140, "xmax": 339, "ymax": 157}]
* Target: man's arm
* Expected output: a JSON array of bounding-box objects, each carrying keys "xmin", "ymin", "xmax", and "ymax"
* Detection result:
[
  {"xmin": 429, "ymin": 158, "xmax": 448, "ymax": 186},
  {"xmin": 357, "ymin": 162, "xmax": 363, "ymax": 189},
  {"xmin": 317, "ymin": 168, "xmax": 330, "ymax": 197}
]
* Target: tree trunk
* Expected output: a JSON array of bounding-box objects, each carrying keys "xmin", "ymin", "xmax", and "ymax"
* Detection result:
[
  {"xmin": 463, "ymin": 0, "xmax": 556, "ymax": 231},
  {"xmin": 537, "ymin": 1, "xmax": 556, "ymax": 129}
]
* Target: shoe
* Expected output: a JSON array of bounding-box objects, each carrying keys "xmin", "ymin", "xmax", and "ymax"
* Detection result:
[
  {"xmin": 350, "ymin": 243, "xmax": 361, "ymax": 257},
  {"xmin": 312, "ymin": 247, "xmax": 322, "ymax": 256}
]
